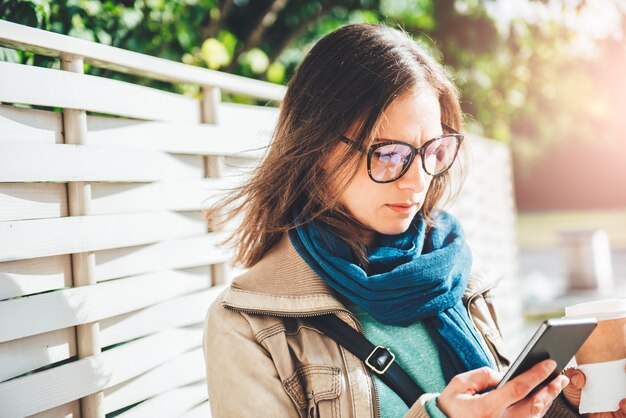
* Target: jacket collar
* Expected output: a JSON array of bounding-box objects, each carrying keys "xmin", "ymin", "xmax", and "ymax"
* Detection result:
[
  {"xmin": 222, "ymin": 235, "xmax": 346, "ymax": 315},
  {"xmin": 222, "ymin": 234, "xmax": 501, "ymax": 316}
]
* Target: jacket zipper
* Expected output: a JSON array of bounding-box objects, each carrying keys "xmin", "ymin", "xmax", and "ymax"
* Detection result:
[
  {"xmin": 223, "ymin": 304, "xmax": 381, "ymax": 417},
  {"xmin": 372, "ymin": 377, "xmax": 381, "ymax": 418}
]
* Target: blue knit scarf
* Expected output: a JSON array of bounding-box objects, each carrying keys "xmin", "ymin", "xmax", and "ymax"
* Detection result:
[{"xmin": 288, "ymin": 210, "xmax": 494, "ymax": 381}]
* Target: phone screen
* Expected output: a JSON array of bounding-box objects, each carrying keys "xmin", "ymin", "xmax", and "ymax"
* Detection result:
[{"xmin": 496, "ymin": 317, "xmax": 597, "ymax": 390}]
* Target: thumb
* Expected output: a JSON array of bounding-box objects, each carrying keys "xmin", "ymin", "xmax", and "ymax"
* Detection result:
[
  {"xmin": 563, "ymin": 368, "xmax": 585, "ymax": 390},
  {"xmin": 562, "ymin": 368, "xmax": 585, "ymax": 407}
]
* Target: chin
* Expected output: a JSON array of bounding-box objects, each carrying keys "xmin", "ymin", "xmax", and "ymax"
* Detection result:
[{"xmin": 376, "ymin": 221, "xmax": 413, "ymax": 236}]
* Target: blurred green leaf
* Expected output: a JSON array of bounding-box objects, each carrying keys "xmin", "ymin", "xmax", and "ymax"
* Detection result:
[
  {"xmin": 201, "ymin": 38, "xmax": 230, "ymax": 69},
  {"xmin": 266, "ymin": 61, "xmax": 286, "ymax": 83},
  {"xmin": 240, "ymin": 48, "xmax": 269, "ymax": 75}
]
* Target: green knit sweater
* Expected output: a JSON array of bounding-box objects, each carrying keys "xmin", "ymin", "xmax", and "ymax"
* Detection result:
[{"xmin": 347, "ymin": 304, "xmax": 448, "ymax": 418}]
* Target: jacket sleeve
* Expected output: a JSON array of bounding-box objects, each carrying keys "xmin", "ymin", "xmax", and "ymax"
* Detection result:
[
  {"xmin": 405, "ymin": 394, "xmax": 444, "ymax": 418},
  {"xmin": 203, "ymin": 293, "xmax": 300, "ymax": 418},
  {"xmin": 546, "ymin": 394, "xmax": 582, "ymax": 417}
]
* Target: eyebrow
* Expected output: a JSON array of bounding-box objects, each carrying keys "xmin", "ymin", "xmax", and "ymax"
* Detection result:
[
  {"xmin": 371, "ymin": 136, "xmax": 425, "ymax": 146},
  {"xmin": 342, "ymin": 124, "xmax": 459, "ymax": 149},
  {"xmin": 370, "ymin": 123, "xmax": 458, "ymax": 144}
]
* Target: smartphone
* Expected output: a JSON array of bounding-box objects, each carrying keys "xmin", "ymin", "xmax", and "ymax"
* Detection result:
[{"xmin": 496, "ymin": 317, "xmax": 598, "ymax": 390}]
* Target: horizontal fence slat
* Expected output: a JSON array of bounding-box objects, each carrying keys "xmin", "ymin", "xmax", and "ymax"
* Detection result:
[
  {"xmin": 0, "ymin": 234, "xmax": 230, "ymax": 300},
  {"xmin": 114, "ymin": 381, "xmax": 207, "ymax": 418},
  {"xmin": 0, "ymin": 255, "xmax": 72, "ymax": 300},
  {"xmin": 0, "ymin": 61, "xmax": 201, "ymax": 122},
  {"xmin": 0, "ymin": 183, "xmax": 68, "ymax": 222},
  {"xmin": 100, "ymin": 285, "xmax": 225, "ymax": 347},
  {"xmin": 0, "ymin": 20, "xmax": 285, "ymax": 101},
  {"xmin": 30, "ymin": 400, "xmax": 80, "ymax": 418},
  {"xmin": 95, "ymin": 234, "xmax": 230, "ymax": 281},
  {"xmin": 0, "ymin": 143, "xmax": 204, "ymax": 182},
  {"xmin": 220, "ymin": 102, "xmax": 279, "ymax": 129},
  {"xmin": 95, "ymin": 234, "xmax": 230, "ymax": 282},
  {"xmin": 86, "ymin": 114, "xmax": 271, "ymax": 158},
  {"xmin": 0, "ymin": 267, "xmax": 209, "ymax": 343},
  {"xmin": 0, "ymin": 211, "xmax": 206, "ymax": 263},
  {"xmin": 104, "ymin": 349, "xmax": 205, "ymax": 414},
  {"xmin": 0, "ymin": 104, "xmax": 62, "ymax": 144},
  {"xmin": 0, "ymin": 327, "xmax": 202, "ymax": 417},
  {"xmin": 0, "ymin": 328, "xmax": 76, "ymax": 383},
  {"xmin": 89, "ymin": 179, "xmax": 235, "ymax": 215}
]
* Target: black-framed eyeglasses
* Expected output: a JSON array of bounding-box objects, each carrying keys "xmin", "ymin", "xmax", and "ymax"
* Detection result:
[{"xmin": 339, "ymin": 123, "xmax": 464, "ymax": 183}]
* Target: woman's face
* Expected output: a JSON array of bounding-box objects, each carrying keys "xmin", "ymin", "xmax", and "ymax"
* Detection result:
[{"xmin": 335, "ymin": 85, "xmax": 442, "ymax": 244}]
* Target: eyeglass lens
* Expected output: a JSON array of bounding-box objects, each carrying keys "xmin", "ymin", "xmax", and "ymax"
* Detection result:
[{"xmin": 370, "ymin": 136, "xmax": 458, "ymax": 182}]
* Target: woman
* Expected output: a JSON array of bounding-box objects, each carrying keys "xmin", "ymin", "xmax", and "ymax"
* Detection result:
[{"xmin": 203, "ymin": 23, "xmax": 609, "ymax": 418}]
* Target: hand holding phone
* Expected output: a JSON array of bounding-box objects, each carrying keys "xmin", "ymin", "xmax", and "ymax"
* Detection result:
[
  {"xmin": 438, "ymin": 360, "xmax": 570, "ymax": 418},
  {"xmin": 437, "ymin": 317, "xmax": 597, "ymax": 418}
]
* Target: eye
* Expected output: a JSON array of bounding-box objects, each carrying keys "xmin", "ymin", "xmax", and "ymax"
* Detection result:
[
  {"xmin": 373, "ymin": 144, "xmax": 412, "ymax": 164},
  {"xmin": 374, "ymin": 149, "xmax": 401, "ymax": 163},
  {"xmin": 426, "ymin": 139, "xmax": 451, "ymax": 159}
]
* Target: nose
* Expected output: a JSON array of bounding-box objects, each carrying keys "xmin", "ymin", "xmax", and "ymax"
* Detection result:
[{"xmin": 396, "ymin": 154, "xmax": 431, "ymax": 192}]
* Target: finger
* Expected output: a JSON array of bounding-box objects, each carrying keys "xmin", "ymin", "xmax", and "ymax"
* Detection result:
[
  {"xmin": 508, "ymin": 375, "xmax": 569, "ymax": 418},
  {"xmin": 562, "ymin": 368, "xmax": 585, "ymax": 407},
  {"xmin": 563, "ymin": 368, "xmax": 586, "ymax": 390},
  {"xmin": 494, "ymin": 359, "xmax": 558, "ymax": 404},
  {"xmin": 447, "ymin": 366, "xmax": 502, "ymax": 394},
  {"xmin": 562, "ymin": 382, "xmax": 582, "ymax": 408}
]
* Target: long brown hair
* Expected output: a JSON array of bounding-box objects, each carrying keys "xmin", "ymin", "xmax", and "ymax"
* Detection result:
[{"xmin": 205, "ymin": 23, "xmax": 467, "ymax": 268}]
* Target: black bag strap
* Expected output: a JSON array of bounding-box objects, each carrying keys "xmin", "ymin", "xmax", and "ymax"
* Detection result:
[{"xmin": 305, "ymin": 314, "xmax": 425, "ymax": 407}]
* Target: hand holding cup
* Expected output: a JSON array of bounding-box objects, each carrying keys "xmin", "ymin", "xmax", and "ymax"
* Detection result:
[
  {"xmin": 563, "ymin": 365, "xmax": 626, "ymax": 417},
  {"xmin": 563, "ymin": 299, "xmax": 626, "ymax": 415}
]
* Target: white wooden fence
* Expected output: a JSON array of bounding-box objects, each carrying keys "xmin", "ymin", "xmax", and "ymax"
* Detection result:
[
  {"xmin": 0, "ymin": 20, "xmax": 521, "ymax": 418},
  {"xmin": 0, "ymin": 20, "xmax": 282, "ymax": 418}
]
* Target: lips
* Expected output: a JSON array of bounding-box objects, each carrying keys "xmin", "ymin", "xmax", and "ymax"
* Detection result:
[
  {"xmin": 388, "ymin": 202, "xmax": 418, "ymax": 208},
  {"xmin": 386, "ymin": 203, "xmax": 418, "ymax": 214}
]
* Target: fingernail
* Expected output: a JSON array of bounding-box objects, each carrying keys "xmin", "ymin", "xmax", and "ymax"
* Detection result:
[{"xmin": 571, "ymin": 374, "xmax": 580, "ymax": 386}]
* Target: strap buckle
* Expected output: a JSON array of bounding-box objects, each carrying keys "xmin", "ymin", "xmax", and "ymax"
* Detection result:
[{"xmin": 365, "ymin": 345, "xmax": 395, "ymax": 375}]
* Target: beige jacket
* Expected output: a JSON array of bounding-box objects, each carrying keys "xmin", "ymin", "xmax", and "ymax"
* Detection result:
[{"xmin": 203, "ymin": 236, "xmax": 580, "ymax": 418}]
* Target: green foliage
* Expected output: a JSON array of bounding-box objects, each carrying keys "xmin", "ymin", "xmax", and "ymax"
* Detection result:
[
  {"xmin": 201, "ymin": 38, "xmax": 230, "ymax": 69},
  {"xmin": 1, "ymin": 0, "xmax": 623, "ymax": 169}
]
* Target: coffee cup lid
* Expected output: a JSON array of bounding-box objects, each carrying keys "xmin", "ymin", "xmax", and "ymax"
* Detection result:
[{"xmin": 565, "ymin": 298, "xmax": 626, "ymax": 321}]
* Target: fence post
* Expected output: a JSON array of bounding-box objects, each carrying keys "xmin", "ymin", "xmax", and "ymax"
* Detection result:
[
  {"xmin": 61, "ymin": 56, "xmax": 104, "ymax": 418},
  {"xmin": 201, "ymin": 86, "xmax": 230, "ymax": 285}
]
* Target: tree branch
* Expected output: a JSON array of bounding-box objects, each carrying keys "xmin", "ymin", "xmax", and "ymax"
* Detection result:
[
  {"xmin": 202, "ymin": 0, "xmax": 235, "ymax": 40},
  {"xmin": 226, "ymin": 0, "xmax": 290, "ymax": 71},
  {"xmin": 267, "ymin": 1, "xmax": 334, "ymax": 64}
]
